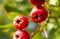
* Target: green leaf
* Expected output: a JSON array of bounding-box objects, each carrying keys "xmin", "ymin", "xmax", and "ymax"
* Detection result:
[
  {"xmin": 0, "ymin": 9, "xmax": 10, "ymax": 25},
  {"xmin": 8, "ymin": 12, "xmax": 19, "ymax": 21},
  {"xmin": 49, "ymin": 5, "xmax": 60, "ymax": 17},
  {"xmin": 4, "ymin": 4, "xmax": 29, "ymax": 17},
  {"xmin": 54, "ymin": 29, "xmax": 60, "ymax": 39},
  {"xmin": 48, "ymin": 28, "xmax": 60, "ymax": 39},
  {"xmin": 4, "ymin": 4, "xmax": 28, "ymax": 14},
  {"xmin": 0, "ymin": 23, "xmax": 13, "ymax": 30},
  {"xmin": 32, "ymin": 31, "xmax": 42, "ymax": 39}
]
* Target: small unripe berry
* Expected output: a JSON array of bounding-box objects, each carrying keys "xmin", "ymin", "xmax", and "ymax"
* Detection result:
[
  {"xmin": 13, "ymin": 30, "xmax": 30, "ymax": 39},
  {"xmin": 29, "ymin": 0, "xmax": 45, "ymax": 6},
  {"xmin": 30, "ymin": 6, "xmax": 48, "ymax": 23},
  {"xmin": 13, "ymin": 15, "xmax": 29, "ymax": 30}
]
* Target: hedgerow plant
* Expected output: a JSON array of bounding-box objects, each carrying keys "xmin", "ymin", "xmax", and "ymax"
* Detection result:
[
  {"xmin": 0, "ymin": 0, "xmax": 60, "ymax": 39},
  {"xmin": 13, "ymin": 0, "xmax": 48, "ymax": 39}
]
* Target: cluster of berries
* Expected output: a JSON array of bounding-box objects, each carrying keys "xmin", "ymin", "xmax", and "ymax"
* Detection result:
[
  {"xmin": 29, "ymin": 0, "xmax": 48, "ymax": 23},
  {"xmin": 13, "ymin": 15, "xmax": 30, "ymax": 39},
  {"xmin": 13, "ymin": 0, "xmax": 48, "ymax": 39}
]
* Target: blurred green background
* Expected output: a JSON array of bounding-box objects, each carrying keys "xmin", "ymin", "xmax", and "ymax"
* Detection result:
[{"xmin": 0, "ymin": 0, "xmax": 60, "ymax": 39}]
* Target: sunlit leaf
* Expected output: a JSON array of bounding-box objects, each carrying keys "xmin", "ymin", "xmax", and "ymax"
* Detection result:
[
  {"xmin": 8, "ymin": 12, "xmax": 19, "ymax": 21},
  {"xmin": 32, "ymin": 31, "xmax": 42, "ymax": 39}
]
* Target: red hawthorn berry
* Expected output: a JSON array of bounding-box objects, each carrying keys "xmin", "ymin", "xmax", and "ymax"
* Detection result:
[
  {"xmin": 30, "ymin": 6, "xmax": 48, "ymax": 23},
  {"xmin": 13, "ymin": 15, "xmax": 29, "ymax": 30},
  {"xmin": 13, "ymin": 30, "xmax": 30, "ymax": 39},
  {"xmin": 29, "ymin": 0, "xmax": 45, "ymax": 6}
]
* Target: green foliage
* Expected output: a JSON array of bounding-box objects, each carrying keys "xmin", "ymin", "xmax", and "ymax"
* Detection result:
[
  {"xmin": 0, "ymin": 0, "xmax": 60, "ymax": 39},
  {"xmin": 48, "ymin": 28, "xmax": 60, "ymax": 39},
  {"xmin": 32, "ymin": 31, "xmax": 42, "ymax": 39},
  {"xmin": 8, "ymin": 12, "xmax": 19, "ymax": 21}
]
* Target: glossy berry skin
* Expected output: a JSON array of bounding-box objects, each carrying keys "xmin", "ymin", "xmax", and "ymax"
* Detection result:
[
  {"xmin": 13, "ymin": 15, "xmax": 29, "ymax": 30},
  {"xmin": 29, "ymin": 0, "xmax": 45, "ymax": 6},
  {"xmin": 30, "ymin": 6, "xmax": 48, "ymax": 23},
  {"xmin": 13, "ymin": 30, "xmax": 30, "ymax": 39}
]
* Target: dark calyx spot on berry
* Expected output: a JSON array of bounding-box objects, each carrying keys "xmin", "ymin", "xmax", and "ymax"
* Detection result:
[
  {"xmin": 16, "ymin": 20, "xmax": 21, "ymax": 23},
  {"xmin": 16, "ymin": 35, "xmax": 19, "ymax": 38},
  {"xmin": 39, "ymin": 0, "xmax": 42, "ymax": 2},
  {"xmin": 34, "ymin": 14, "xmax": 39, "ymax": 19}
]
